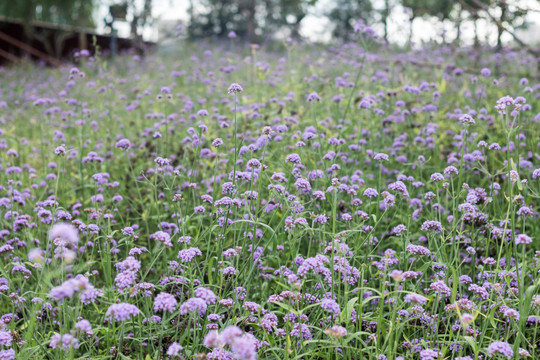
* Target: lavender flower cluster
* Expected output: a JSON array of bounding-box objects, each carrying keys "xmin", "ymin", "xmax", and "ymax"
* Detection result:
[{"xmin": 0, "ymin": 37, "xmax": 538, "ymax": 360}]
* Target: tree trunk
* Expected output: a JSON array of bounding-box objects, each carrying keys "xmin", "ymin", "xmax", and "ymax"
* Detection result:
[
  {"xmin": 455, "ymin": 8, "xmax": 462, "ymax": 45},
  {"xmin": 408, "ymin": 16, "xmax": 414, "ymax": 46},
  {"xmin": 383, "ymin": 0, "xmax": 389, "ymax": 43},
  {"xmin": 188, "ymin": 0, "xmax": 195, "ymax": 37},
  {"xmin": 474, "ymin": 18, "xmax": 479, "ymax": 48},
  {"xmin": 496, "ymin": 3, "xmax": 506, "ymax": 49},
  {"xmin": 246, "ymin": 0, "xmax": 256, "ymax": 43},
  {"xmin": 441, "ymin": 19, "xmax": 446, "ymax": 44},
  {"xmin": 291, "ymin": 14, "xmax": 305, "ymax": 40},
  {"xmin": 218, "ymin": 0, "xmax": 227, "ymax": 37}
]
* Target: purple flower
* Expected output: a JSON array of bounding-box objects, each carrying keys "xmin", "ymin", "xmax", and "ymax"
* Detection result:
[
  {"xmin": 518, "ymin": 349, "xmax": 530, "ymax": 357},
  {"xmin": 195, "ymin": 287, "xmax": 217, "ymax": 304},
  {"xmin": 246, "ymin": 158, "xmax": 261, "ymax": 169},
  {"xmin": 228, "ymin": 83, "xmax": 243, "ymax": 94},
  {"xmin": 430, "ymin": 280, "xmax": 451, "ymax": 297},
  {"xmin": 167, "ymin": 342, "xmax": 183, "ymax": 356},
  {"xmin": 313, "ymin": 214, "xmax": 329, "ymax": 224},
  {"xmin": 75, "ymin": 319, "xmax": 93, "ymax": 335},
  {"xmin": 0, "ymin": 349, "xmax": 15, "ymax": 360},
  {"xmin": 306, "ymin": 92, "xmax": 321, "ymax": 102},
  {"xmin": 388, "ymin": 181, "xmax": 409, "ymax": 196},
  {"xmin": 373, "ymin": 152, "xmax": 389, "ymax": 161},
  {"xmin": 106, "ymin": 303, "xmax": 140, "ymax": 321},
  {"xmin": 49, "ymin": 223, "xmax": 78, "ymax": 247},
  {"xmin": 207, "ymin": 348, "xmax": 235, "ymax": 359},
  {"xmin": 469, "ymin": 284, "xmax": 489, "ymax": 300},
  {"xmin": 363, "ymin": 188, "xmax": 379, "ymax": 198},
  {"xmin": 204, "ymin": 330, "xmax": 225, "ymax": 348},
  {"xmin": 404, "ymin": 293, "xmax": 427, "ymax": 304},
  {"xmin": 406, "ymin": 244, "xmax": 430, "ymax": 256},
  {"xmin": 115, "ymin": 256, "xmax": 141, "ymax": 272},
  {"xmin": 295, "ymin": 178, "xmax": 311, "ymax": 193},
  {"xmin": 49, "ymin": 333, "xmax": 79, "ymax": 350},
  {"xmin": 392, "ymin": 224, "xmax": 407, "ymax": 235},
  {"xmin": 286, "ymin": 153, "xmax": 301, "ymax": 164},
  {"xmin": 178, "ymin": 247, "xmax": 203, "ymax": 262},
  {"xmin": 180, "ymin": 297, "xmax": 207, "ymax": 316},
  {"xmin": 80, "ymin": 287, "xmax": 104, "ymax": 305},
  {"xmin": 480, "ymin": 68, "xmax": 491, "ymax": 77},
  {"xmin": 503, "ymin": 307, "xmax": 520, "ymax": 321},
  {"xmin": 230, "ymin": 334, "xmax": 258, "ymax": 360},
  {"xmin": 487, "ymin": 341, "xmax": 513, "ymax": 358},
  {"xmin": 114, "ymin": 270, "xmax": 136, "ymax": 291},
  {"xmin": 324, "ymin": 325, "xmax": 347, "ymax": 338},
  {"xmin": 49, "ymin": 276, "xmax": 91, "ymax": 301},
  {"xmin": 459, "ymin": 114, "xmax": 475, "ymax": 125},
  {"xmin": 291, "ymin": 323, "xmax": 312, "ymax": 339},
  {"xmin": 421, "ymin": 220, "xmax": 443, "ymax": 233},
  {"xmin": 122, "ymin": 226, "xmax": 135, "ymax": 236},
  {"xmin": 444, "ymin": 166, "xmax": 458, "ymax": 176},
  {"xmin": 154, "ymin": 157, "xmax": 170, "ymax": 166},
  {"xmin": 0, "ymin": 330, "xmax": 12, "ymax": 346},
  {"xmin": 54, "ymin": 145, "xmax": 66, "ymax": 156},
  {"xmin": 515, "ymin": 234, "xmax": 532, "ymax": 245},
  {"xmin": 221, "ymin": 266, "xmax": 237, "ymax": 276},
  {"xmin": 154, "ymin": 292, "xmax": 178, "ymax": 313},
  {"xmin": 221, "ymin": 325, "xmax": 244, "ymax": 344},
  {"xmin": 49, "ymin": 333, "xmax": 61, "ymax": 349},
  {"xmin": 320, "ymin": 298, "xmax": 340, "ymax": 318},
  {"xmin": 115, "ymin": 138, "xmax": 131, "ymax": 150},
  {"xmin": 495, "ymin": 96, "xmax": 515, "ymax": 115},
  {"xmin": 460, "ymin": 313, "xmax": 474, "ymax": 327},
  {"xmin": 150, "ymin": 231, "xmax": 172, "ymax": 247},
  {"xmin": 420, "ymin": 349, "xmax": 441, "ymax": 360}
]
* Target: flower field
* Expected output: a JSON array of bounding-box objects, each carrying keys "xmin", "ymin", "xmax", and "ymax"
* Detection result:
[{"xmin": 0, "ymin": 38, "xmax": 539, "ymax": 360}]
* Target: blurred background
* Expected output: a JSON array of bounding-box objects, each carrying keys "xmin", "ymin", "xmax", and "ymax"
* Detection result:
[{"xmin": 0, "ymin": 0, "xmax": 539, "ymax": 63}]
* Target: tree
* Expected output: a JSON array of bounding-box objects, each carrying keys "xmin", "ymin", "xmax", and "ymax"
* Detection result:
[
  {"xmin": 380, "ymin": 0, "xmax": 393, "ymax": 43},
  {"xmin": 459, "ymin": 0, "xmax": 536, "ymax": 53},
  {"xmin": 188, "ymin": 0, "xmax": 251, "ymax": 39},
  {"xmin": 459, "ymin": 0, "xmax": 490, "ymax": 47},
  {"xmin": 0, "ymin": 0, "xmax": 97, "ymax": 57},
  {"xmin": 0, "ymin": 0, "xmax": 95, "ymax": 27},
  {"xmin": 327, "ymin": 0, "xmax": 373, "ymax": 40},
  {"xmin": 402, "ymin": 0, "xmax": 454, "ymax": 45},
  {"xmin": 239, "ymin": 0, "xmax": 257, "ymax": 43},
  {"xmin": 187, "ymin": 0, "xmax": 319, "ymax": 42},
  {"xmin": 273, "ymin": 0, "xmax": 318, "ymax": 39},
  {"xmin": 402, "ymin": 0, "xmax": 427, "ymax": 44}
]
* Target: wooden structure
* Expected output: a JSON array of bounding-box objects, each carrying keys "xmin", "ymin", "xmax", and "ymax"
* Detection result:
[{"xmin": 0, "ymin": 16, "xmax": 155, "ymax": 65}]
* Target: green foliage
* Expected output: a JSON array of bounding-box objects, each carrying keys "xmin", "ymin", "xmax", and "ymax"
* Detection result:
[
  {"xmin": 187, "ymin": 0, "xmax": 320, "ymax": 41},
  {"xmin": 402, "ymin": 0, "xmax": 454, "ymax": 20},
  {"xmin": 327, "ymin": 0, "xmax": 373, "ymax": 39},
  {"xmin": 0, "ymin": 0, "xmax": 96, "ymax": 27},
  {"xmin": 1, "ymin": 39, "xmax": 538, "ymax": 359}
]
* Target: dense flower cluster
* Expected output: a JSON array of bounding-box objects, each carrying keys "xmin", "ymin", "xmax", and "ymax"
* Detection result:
[{"xmin": 0, "ymin": 37, "xmax": 538, "ymax": 360}]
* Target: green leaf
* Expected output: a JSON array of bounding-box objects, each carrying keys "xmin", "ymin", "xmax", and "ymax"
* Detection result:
[
  {"xmin": 464, "ymin": 336, "xmax": 477, "ymax": 352},
  {"xmin": 510, "ymin": 159, "xmax": 523, "ymax": 191},
  {"xmin": 341, "ymin": 296, "xmax": 358, "ymax": 322},
  {"xmin": 450, "ymin": 266, "xmax": 458, "ymax": 303},
  {"xmin": 207, "ymin": 256, "xmax": 215, "ymax": 285},
  {"xmin": 439, "ymin": 78, "xmax": 446, "ymax": 93},
  {"xmin": 272, "ymin": 301, "xmax": 296, "ymax": 314}
]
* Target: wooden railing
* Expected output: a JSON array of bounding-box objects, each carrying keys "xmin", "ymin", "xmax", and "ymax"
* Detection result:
[{"xmin": 0, "ymin": 31, "xmax": 62, "ymax": 66}]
